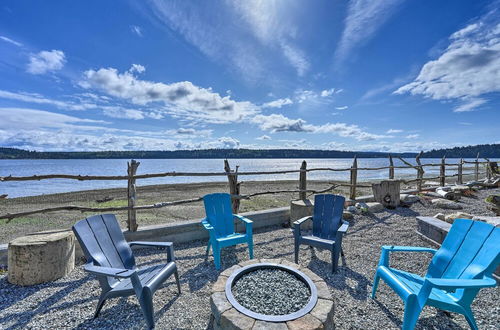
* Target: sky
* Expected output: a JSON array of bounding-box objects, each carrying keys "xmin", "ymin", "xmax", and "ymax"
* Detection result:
[{"xmin": 0, "ymin": 0, "xmax": 499, "ymax": 153}]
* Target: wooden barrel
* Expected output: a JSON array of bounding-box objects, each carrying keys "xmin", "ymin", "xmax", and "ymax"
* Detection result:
[{"xmin": 8, "ymin": 230, "xmax": 75, "ymax": 286}]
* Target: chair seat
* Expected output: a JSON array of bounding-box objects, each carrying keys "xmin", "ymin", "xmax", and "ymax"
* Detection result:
[
  {"xmin": 378, "ymin": 266, "xmax": 460, "ymax": 308},
  {"xmin": 112, "ymin": 262, "xmax": 177, "ymax": 294},
  {"xmin": 216, "ymin": 232, "xmax": 246, "ymax": 243},
  {"xmin": 300, "ymin": 235, "xmax": 336, "ymax": 249}
]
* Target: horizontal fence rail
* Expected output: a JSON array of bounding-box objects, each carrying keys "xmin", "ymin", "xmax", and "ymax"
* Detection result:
[{"xmin": 0, "ymin": 155, "xmax": 497, "ymax": 230}]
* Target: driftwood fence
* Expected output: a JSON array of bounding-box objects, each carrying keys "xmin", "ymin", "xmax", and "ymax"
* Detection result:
[{"xmin": 0, "ymin": 154, "xmax": 495, "ymax": 231}]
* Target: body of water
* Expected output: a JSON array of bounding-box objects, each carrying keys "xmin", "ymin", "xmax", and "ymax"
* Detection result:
[{"xmin": 0, "ymin": 158, "xmax": 493, "ymax": 198}]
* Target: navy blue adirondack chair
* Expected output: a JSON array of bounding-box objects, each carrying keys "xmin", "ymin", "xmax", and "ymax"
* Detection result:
[
  {"xmin": 294, "ymin": 194, "xmax": 349, "ymax": 272},
  {"xmin": 202, "ymin": 193, "xmax": 253, "ymax": 270},
  {"xmin": 372, "ymin": 219, "xmax": 499, "ymax": 330},
  {"xmin": 72, "ymin": 214, "xmax": 181, "ymax": 329}
]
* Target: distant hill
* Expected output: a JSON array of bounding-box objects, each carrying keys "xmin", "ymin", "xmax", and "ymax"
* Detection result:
[
  {"xmin": 421, "ymin": 144, "xmax": 500, "ymax": 158},
  {"xmin": 0, "ymin": 147, "xmax": 416, "ymax": 159}
]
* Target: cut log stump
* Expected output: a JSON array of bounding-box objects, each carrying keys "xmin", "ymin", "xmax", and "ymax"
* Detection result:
[
  {"xmin": 372, "ymin": 180, "xmax": 401, "ymax": 209},
  {"xmin": 290, "ymin": 199, "xmax": 314, "ymax": 230},
  {"xmin": 8, "ymin": 230, "xmax": 75, "ymax": 286}
]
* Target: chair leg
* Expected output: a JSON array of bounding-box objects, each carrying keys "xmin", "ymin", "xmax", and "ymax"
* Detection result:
[
  {"xmin": 463, "ymin": 308, "xmax": 478, "ymax": 330},
  {"xmin": 213, "ymin": 245, "xmax": 222, "ymax": 270},
  {"xmin": 206, "ymin": 240, "xmax": 211, "ymax": 256},
  {"xmin": 371, "ymin": 272, "xmax": 380, "ymax": 299},
  {"xmin": 138, "ymin": 288, "xmax": 155, "ymax": 329},
  {"xmin": 93, "ymin": 293, "xmax": 107, "ymax": 318},
  {"xmin": 331, "ymin": 245, "xmax": 341, "ymax": 273},
  {"xmin": 248, "ymin": 237, "xmax": 254, "ymax": 259},
  {"xmin": 174, "ymin": 270, "xmax": 181, "ymax": 294},
  {"xmin": 294, "ymin": 241, "xmax": 300, "ymax": 264},
  {"xmin": 402, "ymin": 295, "xmax": 421, "ymax": 330}
]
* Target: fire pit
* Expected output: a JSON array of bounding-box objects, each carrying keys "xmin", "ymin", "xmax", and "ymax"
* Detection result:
[{"xmin": 211, "ymin": 259, "xmax": 334, "ymax": 329}]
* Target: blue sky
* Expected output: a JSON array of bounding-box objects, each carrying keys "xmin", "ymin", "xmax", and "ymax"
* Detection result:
[{"xmin": 0, "ymin": 0, "xmax": 499, "ymax": 152}]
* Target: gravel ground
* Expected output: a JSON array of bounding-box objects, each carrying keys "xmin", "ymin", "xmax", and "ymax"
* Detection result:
[
  {"xmin": 232, "ymin": 268, "xmax": 310, "ymax": 315},
  {"xmin": 0, "ymin": 187, "xmax": 498, "ymax": 329}
]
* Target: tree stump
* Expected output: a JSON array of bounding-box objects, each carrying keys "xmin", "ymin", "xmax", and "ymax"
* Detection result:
[
  {"xmin": 290, "ymin": 199, "xmax": 314, "ymax": 230},
  {"xmin": 8, "ymin": 230, "xmax": 75, "ymax": 286},
  {"xmin": 372, "ymin": 180, "xmax": 401, "ymax": 209}
]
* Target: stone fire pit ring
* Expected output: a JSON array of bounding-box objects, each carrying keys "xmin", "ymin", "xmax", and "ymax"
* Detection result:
[
  {"xmin": 211, "ymin": 258, "xmax": 335, "ymax": 330},
  {"xmin": 225, "ymin": 263, "xmax": 318, "ymax": 322}
]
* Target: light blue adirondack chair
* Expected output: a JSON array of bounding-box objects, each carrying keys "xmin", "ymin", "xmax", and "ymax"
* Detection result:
[
  {"xmin": 73, "ymin": 214, "xmax": 181, "ymax": 329},
  {"xmin": 372, "ymin": 219, "xmax": 499, "ymax": 330},
  {"xmin": 294, "ymin": 194, "xmax": 349, "ymax": 272},
  {"xmin": 202, "ymin": 193, "xmax": 254, "ymax": 270}
]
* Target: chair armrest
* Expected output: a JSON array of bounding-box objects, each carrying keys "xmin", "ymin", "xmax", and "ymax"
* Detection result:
[
  {"xmin": 293, "ymin": 216, "xmax": 312, "ymax": 227},
  {"xmin": 201, "ymin": 219, "xmax": 214, "ymax": 230},
  {"xmin": 129, "ymin": 241, "xmax": 175, "ymax": 262},
  {"xmin": 338, "ymin": 221, "xmax": 349, "ymax": 234},
  {"xmin": 425, "ymin": 277, "xmax": 497, "ymax": 290},
  {"xmin": 382, "ymin": 246, "xmax": 437, "ymax": 254},
  {"xmin": 84, "ymin": 263, "xmax": 136, "ymax": 278},
  {"xmin": 234, "ymin": 214, "xmax": 253, "ymax": 224}
]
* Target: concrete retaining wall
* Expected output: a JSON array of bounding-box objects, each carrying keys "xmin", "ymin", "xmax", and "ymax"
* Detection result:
[{"xmin": 0, "ymin": 207, "xmax": 289, "ymax": 267}]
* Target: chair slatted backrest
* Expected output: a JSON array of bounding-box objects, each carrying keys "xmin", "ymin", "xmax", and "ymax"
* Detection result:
[
  {"xmin": 203, "ymin": 193, "xmax": 235, "ymax": 238},
  {"xmin": 73, "ymin": 214, "xmax": 136, "ymax": 286},
  {"xmin": 426, "ymin": 219, "xmax": 500, "ymax": 300},
  {"xmin": 312, "ymin": 194, "xmax": 345, "ymax": 240}
]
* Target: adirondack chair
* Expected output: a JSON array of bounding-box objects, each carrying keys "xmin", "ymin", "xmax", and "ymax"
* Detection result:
[
  {"xmin": 293, "ymin": 194, "xmax": 349, "ymax": 272},
  {"xmin": 372, "ymin": 219, "xmax": 499, "ymax": 330},
  {"xmin": 72, "ymin": 214, "xmax": 181, "ymax": 329},
  {"xmin": 202, "ymin": 193, "xmax": 253, "ymax": 270}
]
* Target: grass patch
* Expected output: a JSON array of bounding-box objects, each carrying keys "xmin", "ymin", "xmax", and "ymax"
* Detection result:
[
  {"xmin": 90, "ymin": 199, "xmax": 129, "ymax": 208},
  {"xmin": 1, "ymin": 217, "xmax": 44, "ymax": 226}
]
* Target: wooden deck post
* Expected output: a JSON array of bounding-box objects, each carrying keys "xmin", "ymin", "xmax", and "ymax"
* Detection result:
[
  {"xmin": 349, "ymin": 157, "xmax": 358, "ymax": 200},
  {"xmin": 485, "ymin": 158, "xmax": 491, "ymax": 181},
  {"xmin": 299, "ymin": 160, "xmax": 307, "ymax": 200},
  {"xmin": 127, "ymin": 159, "xmax": 140, "ymax": 232},
  {"xmin": 458, "ymin": 158, "xmax": 464, "ymax": 184},
  {"xmin": 388, "ymin": 155, "xmax": 394, "ymax": 179},
  {"xmin": 439, "ymin": 156, "xmax": 446, "ymax": 187},
  {"xmin": 475, "ymin": 153, "xmax": 479, "ymax": 181},
  {"xmin": 224, "ymin": 159, "xmax": 240, "ymax": 213},
  {"xmin": 416, "ymin": 151, "xmax": 424, "ymax": 191}
]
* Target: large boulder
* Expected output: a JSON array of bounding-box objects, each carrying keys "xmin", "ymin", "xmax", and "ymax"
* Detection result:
[
  {"xmin": 434, "ymin": 213, "xmax": 445, "ymax": 221},
  {"xmin": 431, "ymin": 199, "xmax": 463, "ymax": 210},
  {"xmin": 401, "ymin": 194, "xmax": 420, "ymax": 203},
  {"xmin": 366, "ymin": 202, "xmax": 384, "ymax": 213},
  {"xmin": 342, "ymin": 211, "xmax": 354, "ymax": 220}
]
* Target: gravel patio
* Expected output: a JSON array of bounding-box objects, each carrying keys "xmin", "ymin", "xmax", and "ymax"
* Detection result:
[{"xmin": 1, "ymin": 188, "xmax": 499, "ymax": 329}]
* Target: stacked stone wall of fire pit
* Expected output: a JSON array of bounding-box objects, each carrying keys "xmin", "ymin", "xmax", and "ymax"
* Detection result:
[{"xmin": 210, "ymin": 259, "xmax": 334, "ymax": 330}]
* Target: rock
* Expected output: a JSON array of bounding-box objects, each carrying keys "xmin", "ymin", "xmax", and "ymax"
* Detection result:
[
  {"xmin": 401, "ymin": 194, "xmax": 420, "ymax": 203},
  {"xmin": 472, "ymin": 216, "xmax": 500, "ymax": 227},
  {"xmin": 355, "ymin": 202, "xmax": 369, "ymax": 211},
  {"xmin": 310, "ymin": 299, "xmax": 334, "ymax": 330},
  {"xmin": 344, "ymin": 199, "xmax": 356, "ymax": 207},
  {"xmin": 290, "ymin": 199, "xmax": 314, "ymax": 229},
  {"xmin": 212, "ymin": 275, "xmax": 228, "ymax": 292},
  {"xmin": 346, "ymin": 206, "xmax": 358, "ymax": 214},
  {"xmin": 431, "ymin": 199, "xmax": 463, "ymax": 210},
  {"xmin": 366, "ymin": 202, "xmax": 384, "ymax": 213},
  {"xmin": 342, "ymin": 211, "xmax": 354, "ymax": 220},
  {"xmin": 221, "ymin": 264, "xmax": 242, "ymax": 277},
  {"xmin": 210, "ymin": 292, "xmax": 232, "ymax": 323},
  {"xmin": 252, "ymin": 320, "xmax": 289, "ymax": 330},
  {"xmin": 444, "ymin": 212, "xmax": 473, "ymax": 223},
  {"xmin": 220, "ymin": 308, "xmax": 255, "ymax": 330},
  {"xmin": 434, "ymin": 213, "xmax": 446, "ymax": 221},
  {"xmin": 286, "ymin": 314, "xmax": 323, "ymax": 330}
]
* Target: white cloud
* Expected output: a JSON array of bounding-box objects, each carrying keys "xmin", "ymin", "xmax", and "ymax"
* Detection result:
[
  {"xmin": 386, "ymin": 129, "xmax": 403, "ymax": 134},
  {"xmin": 294, "ymin": 88, "xmax": 338, "ymax": 104},
  {"xmin": 164, "ymin": 128, "xmax": 212, "ymax": 138},
  {"xmin": 256, "ymin": 135, "xmax": 271, "ymax": 140},
  {"xmin": 27, "ymin": 49, "xmax": 66, "ymax": 74},
  {"xmin": 335, "ymin": 0, "xmax": 405, "ymax": 66},
  {"xmin": 453, "ymin": 98, "xmax": 487, "ymax": 112},
  {"xmin": 405, "ymin": 134, "xmax": 419, "ymax": 139},
  {"xmin": 0, "ymin": 35, "xmax": 22, "ymax": 47},
  {"xmin": 216, "ymin": 136, "xmax": 240, "ymax": 149},
  {"xmin": 252, "ymin": 114, "xmax": 385, "ymax": 141},
  {"xmin": 80, "ymin": 66, "xmax": 259, "ymax": 124},
  {"xmin": 280, "ymin": 42, "xmax": 310, "ymax": 76},
  {"xmin": 395, "ymin": 12, "xmax": 500, "ymax": 112},
  {"xmin": 130, "ymin": 25, "xmax": 143, "ymax": 37},
  {"xmin": 321, "ymin": 89, "xmax": 336, "ymax": 97},
  {"xmin": 129, "ymin": 64, "xmax": 146, "ymax": 74},
  {"xmin": 262, "ymin": 98, "xmax": 293, "ymax": 108},
  {"xmin": 335, "ymin": 106, "xmax": 348, "ymax": 110}
]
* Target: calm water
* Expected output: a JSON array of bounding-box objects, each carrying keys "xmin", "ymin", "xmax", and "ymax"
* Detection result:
[{"xmin": 0, "ymin": 158, "xmax": 492, "ymax": 198}]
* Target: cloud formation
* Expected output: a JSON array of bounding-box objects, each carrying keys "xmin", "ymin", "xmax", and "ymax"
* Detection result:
[
  {"xmin": 395, "ymin": 11, "xmax": 500, "ymax": 112},
  {"xmin": 262, "ymin": 98, "xmax": 293, "ymax": 108},
  {"xmin": 0, "ymin": 35, "xmax": 23, "ymax": 47},
  {"xmin": 27, "ymin": 50, "xmax": 66, "ymax": 74}
]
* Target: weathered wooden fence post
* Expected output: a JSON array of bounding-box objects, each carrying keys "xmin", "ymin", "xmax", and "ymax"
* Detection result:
[
  {"xmin": 475, "ymin": 153, "xmax": 479, "ymax": 181},
  {"xmin": 458, "ymin": 158, "xmax": 464, "ymax": 184},
  {"xmin": 485, "ymin": 158, "xmax": 491, "ymax": 181},
  {"xmin": 127, "ymin": 159, "xmax": 140, "ymax": 232},
  {"xmin": 224, "ymin": 159, "xmax": 240, "ymax": 213},
  {"xmin": 416, "ymin": 151, "xmax": 424, "ymax": 191},
  {"xmin": 299, "ymin": 160, "xmax": 307, "ymax": 200},
  {"xmin": 349, "ymin": 156, "xmax": 358, "ymax": 200},
  {"xmin": 388, "ymin": 155, "xmax": 394, "ymax": 179},
  {"xmin": 440, "ymin": 156, "xmax": 446, "ymax": 187}
]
